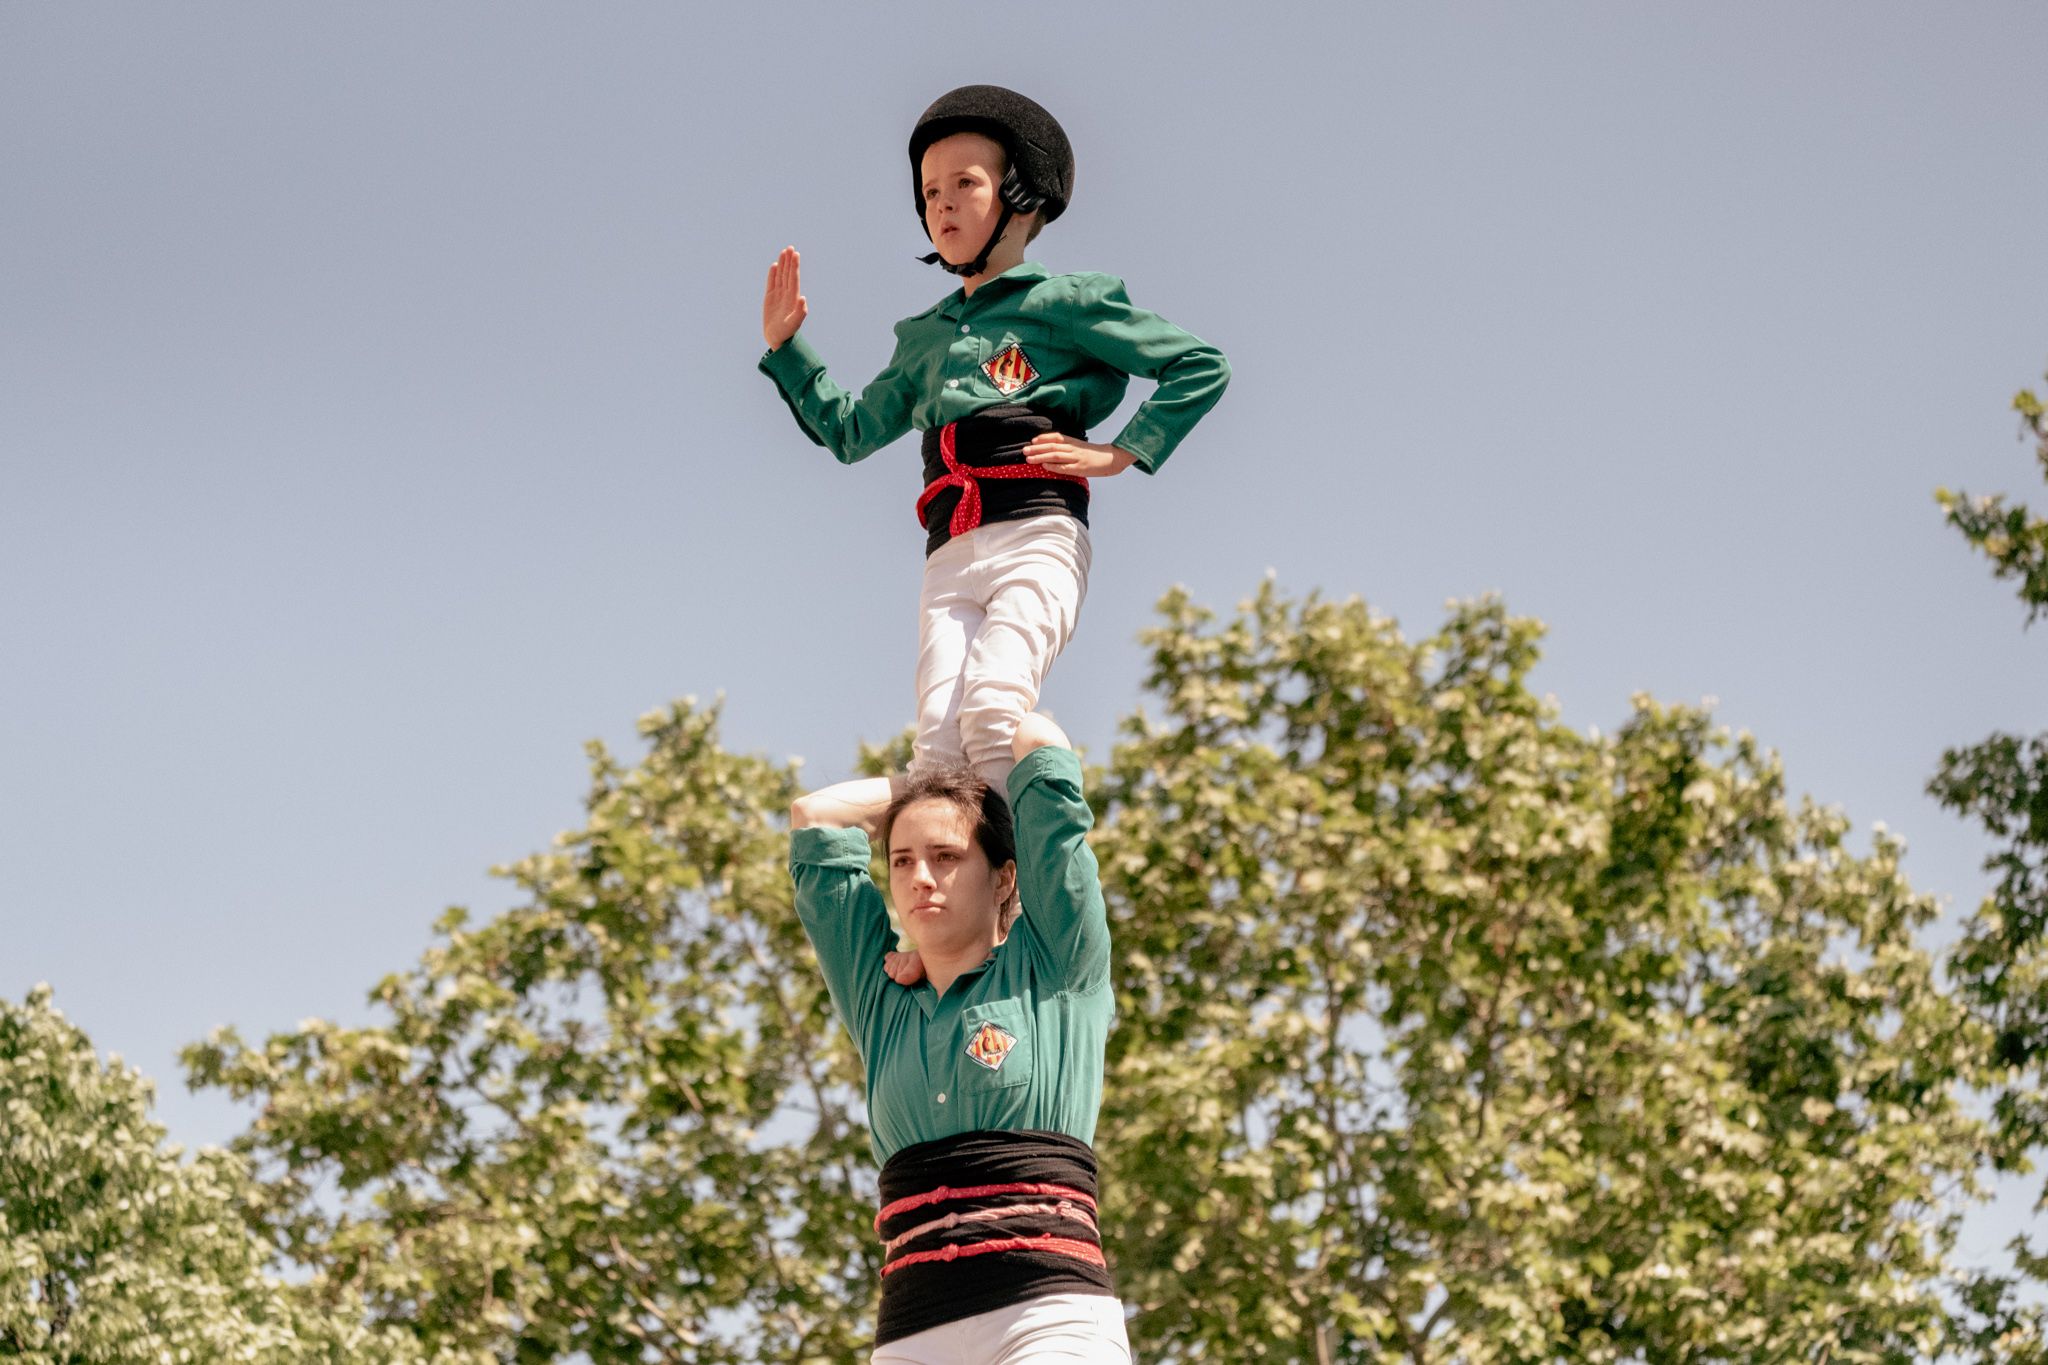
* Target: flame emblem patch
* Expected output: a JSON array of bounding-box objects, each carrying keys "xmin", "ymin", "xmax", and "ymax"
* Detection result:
[
  {"xmin": 964, "ymin": 1020, "xmax": 1018, "ymax": 1071},
  {"xmin": 981, "ymin": 343, "xmax": 1038, "ymax": 397}
]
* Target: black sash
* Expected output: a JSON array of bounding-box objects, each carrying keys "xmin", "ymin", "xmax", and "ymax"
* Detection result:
[
  {"xmin": 919, "ymin": 405, "xmax": 1091, "ymax": 557},
  {"xmin": 874, "ymin": 1128, "xmax": 1116, "ymax": 1345}
]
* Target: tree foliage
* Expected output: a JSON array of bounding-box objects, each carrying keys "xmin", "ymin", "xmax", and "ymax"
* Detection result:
[
  {"xmin": 0, "ymin": 985, "xmax": 440, "ymax": 1364},
  {"xmin": 161, "ymin": 570, "xmax": 2048, "ymax": 1362},
  {"xmin": 184, "ymin": 706, "xmax": 874, "ymax": 1365},
  {"xmin": 1928, "ymin": 373, "xmax": 2048, "ymax": 1356},
  {"xmin": 1937, "ymin": 385, "xmax": 2048, "ymax": 627}
]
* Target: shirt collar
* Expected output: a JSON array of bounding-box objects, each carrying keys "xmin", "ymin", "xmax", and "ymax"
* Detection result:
[
  {"xmin": 933, "ymin": 261, "xmax": 1050, "ymax": 320},
  {"xmin": 909, "ymin": 945, "xmax": 1003, "ymax": 1017}
]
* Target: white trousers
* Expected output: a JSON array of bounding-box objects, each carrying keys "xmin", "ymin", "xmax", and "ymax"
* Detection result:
[
  {"xmin": 871, "ymin": 1292, "xmax": 1134, "ymax": 1365},
  {"xmin": 914, "ymin": 516, "xmax": 1092, "ymax": 792}
]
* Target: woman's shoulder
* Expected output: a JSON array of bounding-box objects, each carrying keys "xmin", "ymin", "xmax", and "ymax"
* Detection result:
[
  {"xmin": 789, "ymin": 823, "xmax": 874, "ymax": 870},
  {"xmin": 1007, "ymin": 741, "xmax": 1086, "ymax": 806}
]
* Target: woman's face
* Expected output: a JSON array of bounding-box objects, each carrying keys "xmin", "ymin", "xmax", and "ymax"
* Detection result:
[{"xmin": 888, "ymin": 797, "xmax": 1015, "ymax": 956}]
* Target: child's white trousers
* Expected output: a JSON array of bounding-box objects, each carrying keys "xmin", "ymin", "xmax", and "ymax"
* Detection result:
[
  {"xmin": 914, "ymin": 515, "xmax": 1092, "ymax": 791},
  {"xmin": 870, "ymin": 1292, "xmax": 1133, "ymax": 1364}
]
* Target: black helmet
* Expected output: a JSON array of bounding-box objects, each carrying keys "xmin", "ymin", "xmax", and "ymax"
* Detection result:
[{"xmin": 908, "ymin": 85, "xmax": 1074, "ymax": 276}]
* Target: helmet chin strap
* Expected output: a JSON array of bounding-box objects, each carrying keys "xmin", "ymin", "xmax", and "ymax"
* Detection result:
[{"xmin": 919, "ymin": 203, "xmax": 1017, "ymax": 278}]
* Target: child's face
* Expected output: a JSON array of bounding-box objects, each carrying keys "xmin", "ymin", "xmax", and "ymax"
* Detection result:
[{"xmin": 920, "ymin": 131, "xmax": 1010, "ymax": 267}]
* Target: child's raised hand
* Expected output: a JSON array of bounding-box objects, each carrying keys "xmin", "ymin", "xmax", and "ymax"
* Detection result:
[
  {"xmin": 1022, "ymin": 435, "xmax": 1138, "ymax": 477},
  {"xmin": 883, "ymin": 949, "xmax": 928, "ymax": 987},
  {"xmin": 763, "ymin": 246, "xmax": 809, "ymax": 350}
]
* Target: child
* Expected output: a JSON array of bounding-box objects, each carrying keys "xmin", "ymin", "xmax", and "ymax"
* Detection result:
[{"xmin": 758, "ymin": 84, "xmax": 1228, "ymax": 983}]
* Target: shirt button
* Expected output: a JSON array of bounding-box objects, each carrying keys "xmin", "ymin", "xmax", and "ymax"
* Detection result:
[
  {"xmin": 960, "ymin": 324, "xmax": 971, "ymax": 334},
  {"xmin": 936, "ymin": 1092, "xmax": 948, "ymax": 1104},
  {"xmin": 946, "ymin": 379, "xmax": 960, "ymax": 389}
]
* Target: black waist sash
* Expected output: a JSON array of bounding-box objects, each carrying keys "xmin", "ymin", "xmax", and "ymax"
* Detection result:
[
  {"xmin": 873, "ymin": 1129, "xmax": 1116, "ymax": 1345},
  {"xmin": 918, "ymin": 404, "xmax": 1091, "ymax": 558}
]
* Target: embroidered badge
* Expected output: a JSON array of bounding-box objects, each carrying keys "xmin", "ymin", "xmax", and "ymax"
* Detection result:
[
  {"xmin": 964, "ymin": 1020, "xmax": 1018, "ymax": 1071},
  {"xmin": 982, "ymin": 343, "xmax": 1038, "ymax": 397}
]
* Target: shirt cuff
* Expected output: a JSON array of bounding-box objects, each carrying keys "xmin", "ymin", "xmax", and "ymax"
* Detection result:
[
  {"xmin": 1008, "ymin": 743, "xmax": 1083, "ymax": 801},
  {"xmin": 758, "ymin": 331, "xmax": 826, "ymax": 390},
  {"xmin": 1109, "ymin": 416, "xmax": 1171, "ymax": 474},
  {"xmin": 790, "ymin": 824, "xmax": 873, "ymax": 870}
]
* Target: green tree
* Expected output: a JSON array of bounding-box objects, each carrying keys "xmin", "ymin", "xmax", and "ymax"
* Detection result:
[
  {"xmin": 178, "ymin": 589, "xmax": 2041, "ymax": 1362},
  {"xmin": 0, "ymin": 985, "xmax": 441, "ymax": 1364},
  {"xmin": 1929, "ymin": 374, "xmax": 2048, "ymax": 1359},
  {"xmin": 1100, "ymin": 584, "xmax": 2033, "ymax": 1363},
  {"xmin": 184, "ymin": 706, "xmax": 876, "ymax": 1365}
]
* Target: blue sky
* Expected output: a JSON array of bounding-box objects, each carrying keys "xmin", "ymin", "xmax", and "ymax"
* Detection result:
[{"xmin": 5, "ymin": 2, "xmax": 2046, "ymax": 1266}]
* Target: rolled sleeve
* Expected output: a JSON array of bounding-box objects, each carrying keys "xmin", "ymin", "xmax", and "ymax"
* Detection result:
[
  {"xmin": 1007, "ymin": 746, "xmax": 1111, "ymax": 995},
  {"xmin": 789, "ymin": 826, "xmax": 895, "ymax": 1056}
]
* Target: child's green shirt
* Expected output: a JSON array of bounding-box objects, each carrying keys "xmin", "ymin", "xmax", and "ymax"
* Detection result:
[{"xmin": 758, "ymin": 261, "xmax": 1228, "ymax": 474}]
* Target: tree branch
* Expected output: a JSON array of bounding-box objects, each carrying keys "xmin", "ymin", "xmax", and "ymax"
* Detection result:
[
  {"xmin": 1471, "ymin": 902, "xmax": 1532, "ymax": 1143},
  {"xmin": 43, "ymin": 1272, "xmax": 71, "ymax": 1340}
]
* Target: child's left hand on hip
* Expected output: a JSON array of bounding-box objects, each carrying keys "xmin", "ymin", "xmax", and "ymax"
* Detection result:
[{"xmin": 1021, "ymin": 436, "xmax": 1137, "ymax": 477}]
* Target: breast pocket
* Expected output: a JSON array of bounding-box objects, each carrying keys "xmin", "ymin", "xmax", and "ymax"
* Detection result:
[{"xmin": 958, "ymin": 997, "xmax": 1034, "ymax": 1093}]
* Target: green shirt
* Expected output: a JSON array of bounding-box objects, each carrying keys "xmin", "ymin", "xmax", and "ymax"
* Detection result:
[
  {"xmin": 789, "ymin": 746, "xmax": 1115, "ymax": 1165},
  {"xmin": 757, "ymin": 261, "xmax": 1229, "ymax": 475}
]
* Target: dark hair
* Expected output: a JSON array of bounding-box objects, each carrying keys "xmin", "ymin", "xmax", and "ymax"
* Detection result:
[
  {"xmin": 883, "ymin": 766, "xmax": 1019, "ymax": 924},
  {"xmin": 884, "ymin": 765, "xmax": 1015, "ymax": 868}
]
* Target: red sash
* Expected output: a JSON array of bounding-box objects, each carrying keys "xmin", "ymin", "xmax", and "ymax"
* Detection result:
[{"xmin": 915, "ymin": 420, "xmax": 1089, "ymax": 537}]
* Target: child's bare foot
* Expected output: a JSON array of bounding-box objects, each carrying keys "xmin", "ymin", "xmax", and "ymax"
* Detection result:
[{"xmin": 883, "ymin": 949, "xmax": 927, "ymax": 986}]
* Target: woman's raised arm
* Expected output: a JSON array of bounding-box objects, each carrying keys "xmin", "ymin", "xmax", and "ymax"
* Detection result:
[
  {"xmin": 1005, "ymin": 715, "xmax": 1109, "ymax": 993},
  {"xmin": 790, "ymin": 775, "xmax": 907, "ymax": 839},
  {"xmin": 788, "ymin": 774, "xmax": 908, "ymax": 1060}
]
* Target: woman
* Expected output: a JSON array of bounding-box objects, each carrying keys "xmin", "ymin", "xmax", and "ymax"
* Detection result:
[{"xmin": 788, "ymin": 713, "xmax": 1130, "ymax": 1364}]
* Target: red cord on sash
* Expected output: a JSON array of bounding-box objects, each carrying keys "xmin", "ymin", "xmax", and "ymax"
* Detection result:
[
  {"xmin": 880, "ymin": 1233, "xmax": 1110, "ymax": 1277},
  {"xmin": 915, "ymin": 421, "xmax": 1089, "ymax": 537},
  {"xmin": 881, "ymin": 1199, "xmax": 1100, "ymax": 1256},
  {"xmin": 874, "ymin": 1180, "xmax": 1099, "ymax": 1234}
]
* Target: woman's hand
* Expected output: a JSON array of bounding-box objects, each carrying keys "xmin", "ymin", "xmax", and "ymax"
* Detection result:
[
  {"xmin": 1021, "ymin": 435, "xmax": 1138, "ymax": 477},
  {"xmin": 763, "ymin": 246, "xmax": 809, "ymax": 350}
]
